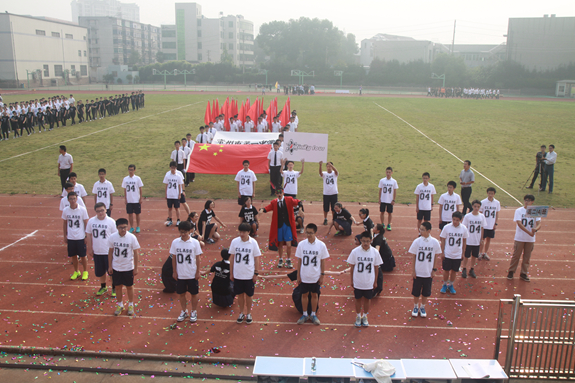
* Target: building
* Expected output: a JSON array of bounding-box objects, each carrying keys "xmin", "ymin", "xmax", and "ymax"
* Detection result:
[
  {"xmin": 0, "ymin": 13, "xmax": 89, "ymax": 88},
  {"xmin": 360, "ymin": 34, "xmax": 437, "ymax": 67},
  {"xmin": 507, "ymin": 15, "xmax": 575, "ymax": 71},
  {"xmin": 161, "ymin": 2, "xmax": 255, "ymax": 67},
  {"xmin": 79, "ymin": 16, "xmax": 161, "ymax": 81},
  {"xmin": 555, "ymin": 80, "xmax": 575, "ymax": 97},
  {"xmin": 71, "ymin": 0, "xmax": 139, "ymax": 23},
  {"xmin": 451, "ymin": 44, "xmax": 507, "ymax": 68}
]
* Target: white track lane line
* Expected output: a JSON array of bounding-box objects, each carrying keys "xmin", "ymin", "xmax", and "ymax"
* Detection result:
[{"xmin": 0, "ymin": 230, "xmax": 38, "ymax": 252}]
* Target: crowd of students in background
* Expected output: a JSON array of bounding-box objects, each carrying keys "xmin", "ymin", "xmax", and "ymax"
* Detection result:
[{"xmin": 427, "ymin": 87, "xmax": 500, "ymax": 99}]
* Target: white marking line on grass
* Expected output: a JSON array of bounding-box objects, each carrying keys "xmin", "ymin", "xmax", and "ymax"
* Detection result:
[
  {"xmin": 0, "ymin": 308, "xmax": 496, "ymax": 330},
  {"xmin": 0, "ymin": 230, "xmax": 38, "ymax": 252},
  {"xmin": 373, "ymin": 102, "xmax": 522, "ymax": 206},
  {"xmin": 0, "ymin": 101, "xmax": 204, "ymax": 163}
]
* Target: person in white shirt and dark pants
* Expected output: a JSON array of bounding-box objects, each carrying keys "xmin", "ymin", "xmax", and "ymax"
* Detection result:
[{"xmin": 540, "ymin": 145, "xmax": 556, "ymax": 193}]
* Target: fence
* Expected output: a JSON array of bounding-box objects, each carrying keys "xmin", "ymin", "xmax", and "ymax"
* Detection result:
[{"xmin": 494, "ymin": 294, "xmax": 575, "ymax": 379}]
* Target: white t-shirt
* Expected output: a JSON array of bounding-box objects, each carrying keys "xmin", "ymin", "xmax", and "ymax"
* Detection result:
[
  {"xmin": 440, "ymin": 223, "xmax": 469, "ymax": 259},
  {"xmin": 321, "ymin": 171, "xmax": 338, "ymax": 195},
  {"xmin": 86, "ymin": 216, "xmax": 117, "ymax": 254},
  {"xmin": 283, "ymin": 170, "xmax": 301, "ymax": 195},
  {"xmin": 462, "ymin": 213, "xmax": 487, "ymax": 246},
  {"xmin": 295, "ymin": 238, "xmax": 330, "ymax": 283},
  {"xmin": 346, "ymin": 246, "xmax": 383, "ymax": 290},
  {"xmin": 58, "ymin": 153, "xmax": 73, "ymax": 170},
  {"xmin": 60, "ymin": 194, "xmax": 86, "ymax": 211},
  {"xmin": 122, "ymin": 175, "xmax": 144, "ymax": 203},
  {"xmin": 170, "ymin": 149, "xmax": 185, "ymax": 165},
  {"xmin": 438, "ymin": 192, "xmax": 462, "ymax": 222},
  {"xmin": 229, "ymin": 236, "xmax": 261, "ymax": 280},
  {"xmin": 92, "ymin": 180, "xmax": 115, "ymax": 209},
  {"xmin": 163, "ymin": 171, "xmax": 184, "ymax": 199},
  {"xmin": 480, "ymin": 198, "xmax": 501, "ymax": 230},
  {"xmin": 196, "ymin": 133, "xmax": 209, "ymax": 144},
  {"xmin": 62, "ymin": 183, "xmax": 88, "ymax": 199},
  {"xmin": 408, "ymin": 236, "xmax": 442, "ymax": 278},
  {"xmin": 271, "ymin": 122, "xmax": 281, "ymax": 133},
  {"xmin": 267, "ymin": 150, "xmax": 283, "ymax": 167},
  {"xmin": 170, "ymin": 237, "xmax": 203, "ymax": 279},
  {"xmin": 182, "ymin": 145, "xmax": 191, "ymax": 159},
  {"xmin": 244, "ymin": 121, "xmax": 254, "ymax": 132},
  {"xmin": 108, "ymin": 232, "xmax": 140, "ymax": 272},
  {"xmin": 256, "ymin": 122, "xmax": 266, "ymax": 133},
  {"xmin": 514, "ymin": 207, "xmax": 541, "ymax": 243},
  {"xmin": 62, "ymin": 205, "xmax": 89, "ymax": 240},
  {"xmin": 414, "ymin": 182, "xmax": 437, "ymax": 210},
  {"xmin": 289, "ymin": 121, "xmax": 298, "ymax": 132},
  {"xmin": 378, "ymin": 177, "xmax": 399, "ymax": 204},
  {"xmin": 235, "ymin": 169, "xmax": 257, "ymax": 196}
]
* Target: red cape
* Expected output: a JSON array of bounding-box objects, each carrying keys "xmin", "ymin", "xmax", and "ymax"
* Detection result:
[{"xmin": 263, "ymin": 197, "xmax": 300, "ymax": 248}]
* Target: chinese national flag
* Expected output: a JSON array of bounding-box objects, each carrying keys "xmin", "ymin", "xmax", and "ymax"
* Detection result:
[
  {"xmin": 204, "ymin": 102, "xmax": 211, "ymax": 125},
  {"xmin": 186, "ymin": 144, "xmax": 270, "ymax": 174}
]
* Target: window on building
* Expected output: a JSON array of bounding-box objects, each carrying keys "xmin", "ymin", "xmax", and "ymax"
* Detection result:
[
  {"xmin": 220, "ymin": 31, "xmax": 224, "ymax": 38},
  {"xmin": 229, "ymin": 21, "xmax": 233, "ymax": 28},
  {"xmin": 162, "ymin": 41, "xmax": 176, "ymax": 49},
  {"xmin": 229, "ymin": 32, "xmax": 233, "ymax": 39},
  {"xmin": 70, "ymin": 65, "xmax": 76, "ymax": 74},
  {"xmin": 54, "ymin": 65, "xmax": 63, "ymax": 77},
  {"xmin": 162, "ymin": 29, "xmax": 176, "ymax": 38},
  {"xmin": 80, "ymin": 65, "xmax": 87, "ymax": 76},
  {"xmin": 78, "ymin": 50, "xmax": 81, "ymax": 57},
  {"xmin": 36, "ymin": 30, "xmax": 46, "ymax": 36},
  {"xmin": 84, "ymin": 51, "xmax": 87, "ymax": 57},
  {"xmin": 83, "ymin": 35, "xmax": 86, "ymax": 40},
  {"xmin": 198, "ymin": 53, "xmax": 202, "ymax": 61},
  {"xmin": 229, "ymin": 43, "xmax": 233, "ymax": 50},
  {"xmin": 197, "ymin": 30, "xmax": 201, "ymax": 37},
  {"xmin": 197, "ymin": 42, "xmax": 202, "ymax": 49},
  {"xmin": 65, "ymin": 34, "xmax": 73, "ymax": 39},
  {"xmin": 52, "ymin": 32, "xmax": 60, "ymax": 38},
  {"xmin": 43, "ymin": 65, "xmax": 49, "ymax": 77},
  {"xmin": 197, "ymin": 19, "xmax": 201, "ymax": 26}
]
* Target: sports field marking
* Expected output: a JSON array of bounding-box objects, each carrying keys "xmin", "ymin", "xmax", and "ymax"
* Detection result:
[
  {"xmin": 0, "ymin": 230, "xmax": 38, "ymax": 252},
  {"xmin": 0, "ymin": 101, "xmax": 204, "ymax": 163},
  {"xmin": 0, "ymin": 308, "xmax": 497, "ymax": 331},
  {"xmin": 373, "ymin": 102, "xmax": 522, "ymax": 206}
]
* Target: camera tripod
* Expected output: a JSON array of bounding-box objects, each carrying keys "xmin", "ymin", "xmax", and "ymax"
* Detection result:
[{"xmin": 522, "ymin": 161, "xmax": 545, "ymax": 192}]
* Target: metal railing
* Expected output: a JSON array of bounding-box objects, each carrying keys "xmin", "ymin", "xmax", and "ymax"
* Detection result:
[{"xmin": 494, "ymin": 294, "xmax": 575, "ymax": 379}]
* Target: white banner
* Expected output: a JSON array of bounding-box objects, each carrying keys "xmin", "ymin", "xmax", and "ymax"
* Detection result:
[
  {"xmin": 211, "ymin": 132, "xmax": 280, "ymax": 145},
  {"xmin": 283, "ymin": 132, "xmax": 328, "ymax": 163}
]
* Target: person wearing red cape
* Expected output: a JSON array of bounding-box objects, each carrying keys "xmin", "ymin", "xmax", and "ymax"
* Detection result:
[{"xmin": 259, "ymin": 188, "xmax": 301, "ymax": 269}]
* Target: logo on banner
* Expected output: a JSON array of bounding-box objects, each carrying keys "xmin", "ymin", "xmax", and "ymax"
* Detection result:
[{"xmin": 285, "ymin": 139, "xmax": 326, "ymax": 154}]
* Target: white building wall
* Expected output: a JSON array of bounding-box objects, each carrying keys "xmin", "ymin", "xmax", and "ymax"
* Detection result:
[{"xmin": 71, "ymin": 0, "xmax": 140, "ymax": 23}]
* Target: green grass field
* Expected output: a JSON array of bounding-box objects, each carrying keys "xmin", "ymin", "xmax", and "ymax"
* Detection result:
[{"xmin": 1, "ymin": 93, "xmax": 573, "ymax": 208}]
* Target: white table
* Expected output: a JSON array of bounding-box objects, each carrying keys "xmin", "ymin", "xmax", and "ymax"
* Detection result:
[
  {"xmin": 401, "ymin": 358, "xmax": 457, "ymax": 380},
  {"xmin": 304, "ymin": 357, "xmax": 355, "ymax": 377},
  {"xmin": 449, "ymin": 359, "xmax": 508, "ymax": 380},
  {"xmin": 253, "ymin": 356, "xmax": 306, "ymax": 377},
  {"xmin": 351, "ymin": 359, "xmax": 406, "ymax": 381}
]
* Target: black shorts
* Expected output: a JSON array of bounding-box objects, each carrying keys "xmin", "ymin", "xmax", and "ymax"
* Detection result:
[
  {"xmin": 379, "ymin": 203, "xmax": 394, "ymax": 213},
  {"xmin": 204, "ymin": 223, "xmax": 215, "ymax": 238},
  {"xmin": 412, "ymin": 277, "xmax": 433, "ymax": 297},
  {"xmin": 442, "ymin": 258, "xmax": 462, "ymax": 272},
  {"xmin": 295, "ymin": 215, "xmax": 304, "ymax": 227},
  {"xmin": 334, "ymin": 219, "xmax": 352, "ymax": 235},
  {"xmin": 465, "ymin": 245, "xmax": 480, "ymax": 258},
  {"xmin": 167, "ymin": 199, "xmax": 180, "ymax": 208},
  {"xmin": 417, "ymin": 210, "xmax": 431, "ymax": 221},
  {"xmin": 439, "ymin": 221, "xmax": 450, "ymax": 230},
  {"xmin": 67, "ymin": 239, "xmax": 86, "ymax": 258},
  {"xmin": 354, "ymin": 288, "xmax": 374, "ymax": 300},
  {"xmin": 176, "ymin": 279, "xmax": 199, "ymax": 295},
  {"xmin": 112, "ymin": 269, "xmax": 134, "ymax": 287},
  {"xmin": 93, "ymin": 254, "xmax": 109, "ymax": 277},
  {"xmin": 126, "ymin": 203, "xmax": 141, "ymax": 214},
  {"xmin": 233, "ymin": 278, "xmax": 255, "ymax": 297},
  {"xmin": 299, "ymin": 282, "xmax": 320, "ymax": 294},
  {"xmin": 483, "ymin": 229, "xmax": 495, "ymax": 239},
  {"xmin": 323, "ymin": 194, "xmax": 338, "ymax": 212},
  {"xmin": 179, "ymin": 193, "xmax": 186, "ymax": 203}
]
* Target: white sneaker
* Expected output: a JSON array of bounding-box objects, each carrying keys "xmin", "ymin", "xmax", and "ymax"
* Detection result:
[
  {"xmin": 190, "ymin": 310, "xmax": 197, "ymax": 323},
  {"xmin": 177, "ymin": 310, "xmax": 188, "ymax": 322}
]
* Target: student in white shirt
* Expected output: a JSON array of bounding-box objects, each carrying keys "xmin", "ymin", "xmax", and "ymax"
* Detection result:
[
  {"xmin": 61, "ymin": 172, "xmax": 88, "ymax": 200},
  {"xmin": 507, "ymin": 194, "xmax": 541, "ymax": 282},
  {"xmin": 172, "ymin": 220, "xmax": 203, "ymax": 323},
  {"xmin": 408, "ymin": 221, "xmax": 442, "ymax": 318},
  {"xmin": 268, "ymin": 141, "xmax": 283, "ymax": 195},
  {"xmin": 207, "ymin": 122, "xmax": 217, "ymax": 142},
  {"xmin": 438, "ymin": 181, "xmax": 463, "ymax": 230},
  {"xmin": 256, "ymin": 116, "xmax": 266, "ymax": 132},
  {"xmin": 230, "ymin": 223, "xmax": 262, "ymax": 324},
  {"xmin": 108, "ymin": 218, "xmax": 140, "ymax": 316},
  {"xmin": 461, "ymin": 200, "xmax": 487, "ymax": 279},
  {"xmin": 170, "ymin": 140, "xmax": 186, "ymax": 180},
  {"xmin": 378, "ymin": 166, "xmax": 398, "ymax": 231},
  {"xmin": 347, "ymin": 231, "xmax": 383, "ymax": 327},
  {"xmin": 62, "ymin": 192, "xmax": 90, "ymax": 281},
  {"xmin": 289, "ymin": 116, "xmax": 298, "ymax": 132},
  {"xmin": 271, "ymin": 116, "xmax": 281, "ymax": 133},
  {"xmin": 60, "ymin": 183, "xmax": 87, "ymax": 211},
  {"xmin": 58, "ymin": 145, "xmax": 74, "ymax": 192},
  {"xmin": 93, "ymin": 168, "xmax": 115, "ymax": 217},
  {"xmin": 235, "ymin": 160, "xmax": 257, "ymax": 205},
  {"xmin": 196, "ymin": 126, "xmax": 209, "ymax": 144},
  {"xmin": 439, "ymin": 211, "xmax": 468, "ymax": 295},
  {"xmin": 86, "ymin": 202, "xmax": 118, "ymax": 296},
  {"xmin": 414, "ymin": 172, "xmax": 437, "ymax": 229},
  {"xmin": 319, "ymin": 160, "xmax": 339, "ymax": 225},
  {"xmin": 164, "ymin": 161, "xmax": 185, "ymax": 227},
  {"xmin": 295, "ymin": 223, "xmax": 329, "ymax": 325},
  {"xmin": 479, "ymin": 187, "xmax": 501, "ymax": 260},
  {"xmin": 244, "ymin": 116, "xmax": 254, "ymax": 133},
  {"xmin": 121, "ymin": 164, "xmax": 144, "ymax": 233},
  {"xmin": 184, "ymin": 134, "xmax": 196, "ymax": 185},
  {"xmin": 541, "ymin": 144, "xmax": 557, "ymax": 193},
  {"xmin": 281, "ymin": 158, "xmax": 304, "ymax": 198}
]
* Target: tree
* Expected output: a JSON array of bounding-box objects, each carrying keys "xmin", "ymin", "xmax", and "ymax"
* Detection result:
[
  {"xmin": 431, "ymin": 53, "xmax": 467, "ymax": 86},
  {"xmin": 128, "ymin": 49, "xmax": 141, "ymax": 67},
  {"xmin": 103, "ymin": 74, "xmax": 115, "ymax": 83},
  {"xmin": 134, "ymin": 75, "xmax": 140, "ymax": 84},
  {"xmin": 126, "ymin": 74, "xmax": 133, "ymax": 84},
  {"xmin": 156, "ymin": 51, "xmax": 165, "ymax": 63},
  {"xmin": 221, "ymin": 47, "xmax": 234, "ymax": 65},
  {"xmin": 116, "ymin": 78, "xmax": 123, "ymax": 84}
]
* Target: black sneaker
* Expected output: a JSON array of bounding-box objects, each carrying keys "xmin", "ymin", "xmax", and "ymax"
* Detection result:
[
  {"xmin": 520, "ymin": 274, "xmax": 530, "ymax": 282},
  {"xmin": 323, "ymin": 219, "xmax": 328, "ymax": 226},
  {"xmin": 469, "ymin": 268, "xmax": 477, "ymax": 278},
  {"xmin": 236, "ymin": 313, "xmax": 245, "ymax": 324},
  {"xmin": 278, "ymin": 258, "xmax": 284, "ymax": 268},
  {"xmin": 507, "ymin": 271, "xmax": 514, "ymax": 280},
  {"xmin": 461, "ymin": 268, "xmax": 467, "ymax": 278}
]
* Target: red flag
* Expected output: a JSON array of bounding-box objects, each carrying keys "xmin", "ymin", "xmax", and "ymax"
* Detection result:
[
  {"xmin": 265, "ymin": 101, "xmax": 273, "ymax": 127},
  {"xmin": 204, "ymin": 102, "xmax": 211, "ymax": 125},
  {"xmin": 238, "ymin": 101, "xmax": 246, "ymax": 130},
  {"xmin": 222, "ymin": 98, "xmax": 230, "ymax": 131},
  {"xmin": 245, "ymin": 98, "xmax": 251, "ymax": 112},
  {"xmin": 212, "ymin": 99, "xmax": 218, "ymax": 122},
  {"xmin": 248, "ymin": 98, "xmax": 258, "ymax": 124},
  {"xmin": 187, "ymin": 144, "xmax": 270, "ymax": 174},
  {"xmin": 259, "ymin": 97, "xmax": 264, "ymax": 117},
  {"xmin": 280, "ymin": 97, "xmax": 290, "ymax": 127}
]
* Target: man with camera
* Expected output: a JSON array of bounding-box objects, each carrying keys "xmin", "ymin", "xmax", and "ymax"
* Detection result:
[
  {"xmin": 540, "ymin": 145, "xmax": 557, "ymax": 193},
  {"xmin": 526, "ymin": 145, "xmax": 546, "ymax": 190}
]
